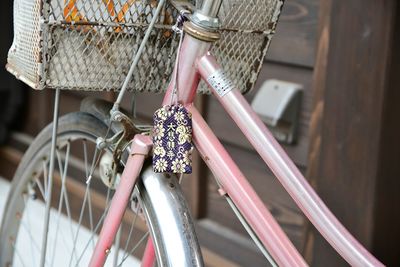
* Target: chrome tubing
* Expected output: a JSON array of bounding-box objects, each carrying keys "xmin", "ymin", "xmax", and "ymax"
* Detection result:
[{"xmin": 138, "ymin": 167, "xmax": 204, "ymax": 267}]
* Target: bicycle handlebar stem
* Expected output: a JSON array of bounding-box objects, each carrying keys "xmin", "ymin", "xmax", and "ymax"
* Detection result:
[{"xmin": 198, "ymin": 0, "xmax": 222, "ymax": 17}]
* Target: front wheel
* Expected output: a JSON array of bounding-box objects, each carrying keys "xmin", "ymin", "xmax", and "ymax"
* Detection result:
[{"xmin": 0, "ymin": 111, "xmax": 203, "ymax": 266}]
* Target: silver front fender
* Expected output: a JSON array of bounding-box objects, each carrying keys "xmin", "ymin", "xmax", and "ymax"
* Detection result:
[{"xmin": 137, "ymin": 167, "xmax": 204, "ymax": 267}]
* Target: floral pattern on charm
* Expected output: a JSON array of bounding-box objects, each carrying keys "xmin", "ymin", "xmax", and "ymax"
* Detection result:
[{"xmin": 152, "ymin": 104, "xmax": 193, "ymax": 174}]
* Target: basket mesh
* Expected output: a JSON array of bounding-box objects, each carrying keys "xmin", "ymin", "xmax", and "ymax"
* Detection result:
[{"xmin": 7, "ymin": 0, "xmax": 283, "ymax": 94}]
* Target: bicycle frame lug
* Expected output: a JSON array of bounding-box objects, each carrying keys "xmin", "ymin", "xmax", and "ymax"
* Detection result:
[
  {"xmin": 218, "ymin": 188, "xmax": 227, "ymax": 196},
  {"xmin": 198, "ymin": 0, "xmax": 223, "ymax": 16},
  {"xmin": 130, "ymin": 135, "xmax": 152, "ymax": 156},
  {"xmin": 183, "ymin": 21, "xmax": 220, "ymax": 42},
  {"xmin": 191, "ymin": 11, "xmax": 220, "ymax": 29}
]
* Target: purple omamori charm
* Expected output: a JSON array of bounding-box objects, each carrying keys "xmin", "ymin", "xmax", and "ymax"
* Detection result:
[{"xmin": 152, "ymin": 104, "xmax": 193, "ymax": 174}]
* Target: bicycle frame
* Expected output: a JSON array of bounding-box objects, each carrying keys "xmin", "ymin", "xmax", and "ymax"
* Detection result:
[{"xmin": 90, "ymin": 3, "xmax": 385, "ymax": 267}]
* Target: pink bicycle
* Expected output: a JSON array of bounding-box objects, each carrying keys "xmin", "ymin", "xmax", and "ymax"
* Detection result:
[{"xmin": 0, "ymin": 0, "xmax": 385, "ymax": 266}]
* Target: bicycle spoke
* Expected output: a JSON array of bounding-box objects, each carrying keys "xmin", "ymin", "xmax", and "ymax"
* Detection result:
[
  {"xmin": 61, "ymin": 168, "xmax": 79, "ymax": 264},
  {"xmin": 34, "ymin": 177, "xmax": 46, "ymax": 200},
  {"xmin": 40, "ymin": 164, "xmax": 55, "ymax": 266},
  {"xmin": 50, "ymin": 150, "xmax": 64, "ymax": 266},
  {"xmin": 87, "ymin": 189, "xmax": 95, "ymax": 248},
  {"xmin": 72, "ymin": 188, "xmax": 112, "ymax": 266},
  {"xmin": 68, "ymin": 141, "xmax": 104, "ymax": 267},
  {"xmin": 50, "ymin": 145, "xmax": 73, "ymax": 266},
  {"xmin": 74, "ymin": 195, "xmax": 112, "ymax": 267},
  {"xmin": 19, "ymin": 218, "xmax": 43, "ymax": 258},
  {"xmin": 83, "ymin": 139, "xmax": 89, "ymax": 178},
  {"xmin": 121, "ymin": 212, "xmax": 138, "ymax": 261},
  {"xmin": 82, "ymin": 140, "xmax": 96, "ymax": 249},
  {"xmin": 113, "ymin": 225, "xmax": 122, "ymax": 267},
  {"xmin": 27, "ymin": 204, "xmax": 37, "ymax": 264},
  {"xmin": 19, "ymin": 196, "xmax": 60, "ymax": 267},
  {"xmin": 11, "ymin": 242, "xmax": 28, "ymax": 267},
  {"xmin": 22, "ymin": 195, "xmax": 38, "ymax": 264},
  {"xmin": 118, "ymin": 232, "xmax": 149, "ymax": 266},
  {"xmin": 54, "ymin": 148, "xmax": 75, "ymax": 241},
  {"xmin": 68, "ymin": 183, "xmax": 90, "ymax": 267},
  {"xmin": 42, "ymin": 160, "xmax": 48, "ymax": 197},
  {"xmin": 85, "ymin": 146, "xmax": 99, "ymax": 185}
]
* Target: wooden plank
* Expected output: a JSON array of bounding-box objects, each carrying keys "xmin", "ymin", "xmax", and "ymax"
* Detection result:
[
  {"xmin": 305, "ymin": 1, "xmax": 399, "ymax": 266},
  {"xmin": 370, "ymin": 4, "xmax": 400, "ymax": 264},
  {"xmin": 301, "ymin": 0, "xmax": 331, "ymax": 263},
  {"xmin": 207, "ymin": 62, "xmax": 313, "ymax": 167},
  {"xmin": 184, "ymin": 95, "xmax": 209, "ymax": 218},
  {"xmin": 0, "ymin": 145, "xmax": 22, "ymax": 180},
  {"xmin": 266, "ymin": 0, "xmax": 319, "ymax": 67},
  {"xmin": 21, "ymin": 90, "xmax": 50, "ymax": 136}
]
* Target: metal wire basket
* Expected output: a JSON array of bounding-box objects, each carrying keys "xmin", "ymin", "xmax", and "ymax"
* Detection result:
[{"xmin": 7, "ymin": 0, "xmax": 283, "ymax": 94}]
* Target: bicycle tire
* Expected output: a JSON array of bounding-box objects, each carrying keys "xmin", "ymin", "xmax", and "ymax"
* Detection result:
[{"xmin": 0, "ymin": 111, "xmax": 203, "ymax": 266}]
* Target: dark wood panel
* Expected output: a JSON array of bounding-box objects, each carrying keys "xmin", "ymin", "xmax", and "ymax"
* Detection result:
[
  {"xmin": 0, "ymin": 144, "xmax": 22, "ymax": 180},
  {"xmin": 305, "ymin": 0, "xmax": 399, "ymax": 266},
  {"xmin": 0, "ymin": 1, "xmax": 15, "ymax": 90},
  {"xmin": 302, "ymin": 0, "xmax": 331, "ymax": 262},
  {"xmin": 205, "ymin": 143, "xmax": 305, "ymax": 248},
  {"xmin": 372, "ymin": 8, "xmax": 400, "ymax": 263},
  {"xmin": 207, "ymin": 62, "xmax": 313, "ymax": 167},
  {"xmin": 20, "ymin": 90, "xmax": 113, "ymax": 136},
  {"xmin": 266, "ymin": 0, "xmax": 319, "ymax": 67},
  {"xmin": 22, "ymin": 90, "xmax": 51, "ymax": 136}
]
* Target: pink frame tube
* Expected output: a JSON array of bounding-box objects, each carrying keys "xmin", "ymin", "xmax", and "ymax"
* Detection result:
[
  {"xmin": 89, "ymin": 135, "xmax": 152, "ymax": 267},
  {"xmin": 141, "ymin": 239, "xmax": 156, "ymax": 267},
  {"xmin": 162, "ymin": 34, "xmax": 211, "ymax": 106},
  {"xmin": 196, "ymin": 53, "xmax": 383, "ymax": 267},
  {"xmin": 188, "ymin": 105, "xmax": 307, "ymax": 267}
]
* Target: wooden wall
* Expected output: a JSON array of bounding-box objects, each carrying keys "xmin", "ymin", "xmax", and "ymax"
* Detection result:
[{"xmin": 304, "ymin": 1, "xmax": 400, "ymax": 266}]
